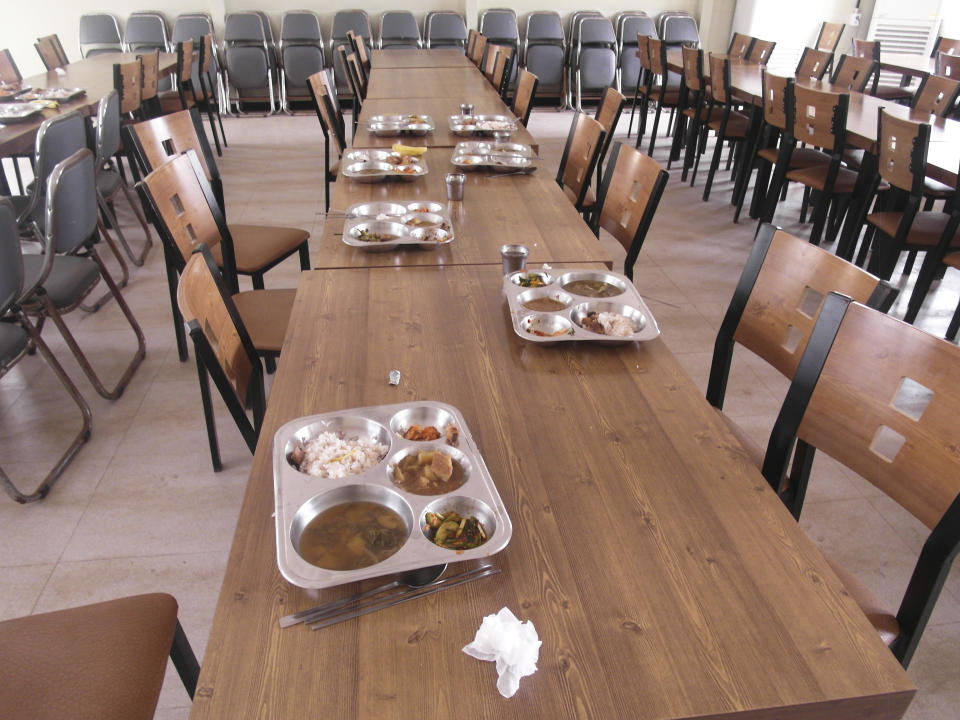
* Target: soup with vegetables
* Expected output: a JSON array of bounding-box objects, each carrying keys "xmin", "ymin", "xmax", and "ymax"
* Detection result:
[
  {"xmin": 562, "ymin": 279, "xmax": 622, "ymax": 297},
  {"xmin": 298, "ymin": 501, "xmax": 407, "ymax": 570}
]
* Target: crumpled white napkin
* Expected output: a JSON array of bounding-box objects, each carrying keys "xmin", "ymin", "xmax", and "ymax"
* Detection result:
[{"xmin": 462, "ymin": 607, "xmax": 541, "ymax": 698}]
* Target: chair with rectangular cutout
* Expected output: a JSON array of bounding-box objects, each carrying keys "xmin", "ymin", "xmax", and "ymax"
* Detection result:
[
  {"xmin": 156, "ymin": 39, "xmax": 196, "ymax": 114},
  {"xmin": 556, "ymin": 111, "xmax": 606, "ymax": 217},
  {"xmin": 640, "ymin": 37, "xmax": 681, "ymax": 157},
  {"xmin": 760, "ymin": 292, "xmax": 960, "ymax": 669},
  {"xmin": 707, "ymin": 223, "xmax": 895, "ymax": 466},
  {"xmin": 0, "ymin": 198, "xmax": 91, "ymax": 504},
  {"xmin": 511, "ymin": 69, "xmax": 539, "ymax": 127},
  {"xmin": 35, "ymin": 34, "xmax": 69, "ymax": 70},
  {"xmin": 590, "ymin": 142, "xmax": 668, "ymax": 280},
  {"xmin": 592, "ymin": 86, "xmax": 626, "ymax": 190},
  {"xmin": 307, "ymin": 70, "xmax": 346, "ymax": 210}
]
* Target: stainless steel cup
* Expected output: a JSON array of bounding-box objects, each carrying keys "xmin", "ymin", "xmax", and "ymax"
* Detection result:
[
  {"xmin": 501, "ymin": 244, "xmax": 529, "ymax": 274},
  {"xmin": 445, "ymin": 172, "xmax": 466, "ymax": 201},
  {"xmin": 459, "ymin": 103, "xmax": 474, "ymax": 116}
]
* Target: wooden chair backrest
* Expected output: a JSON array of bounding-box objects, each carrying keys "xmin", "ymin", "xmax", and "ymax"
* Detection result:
[
  {"xmin": 345, "ymin": 52, "xmax": 366, "ymax": 98},
  {"xmin": 647, "ymin": 37, "xmax": 666, "ymax": 76},
  {"xmin": 0, "ymin": 49, "xmax": 21, "ymax": 84},
  {"xmin": 761, "ymin": 70, "xmax": 792, "ymax": 131},
  {"xmin": 937, "ymin": 51, "xmax": 960, "ymax": 80},
  {"xmin": 138, "ymin": 49, "xmax": 159, "ymax": 102},
  {"xmin": 595, "ymin": 86, "xmax": 624, "ymax": 137},
  {"xmin": 876, "ymin": 108, "xmax": 929, "ymax": 195},
  {"xmin": 113, "ymin": 58, "xmax": 142, "ymax": 115},
  {"xmin": 728, "ymin": 32, "xmax": 753, "ymax": 59},
  {"xmin": 178, "ymin": 249, "xmax": 254, "ymax": 406},
  {"xmin": 831, "ymin": 54, "xmax": 873, "ymax": 91},
  {"xmin": 932, "ymin": 36, "xmax": 960, "ymax": 58},
  {"xmin": 35, "ymin": 35, "xmax": 68, "ymax": 70},
  {"xmin": 596, "ymin": 142, "xmax": 666, "ymax": 252},
  {"xmin": 348, "ymin": 30, "xmax": 370, "ymax": 71},
  {"xmin": 795, "ymin": 47, "xmax": 832, "ymax": 81},
  {"xmin": 708, "ymin": 53, "xmax": 731, "ymax": 104},
  {"xmin": 852, "ymin": 39, "xmax": 880, "ymax": 61},
  {"xmin": 471, "ymin": 34, "xmax": 487, "ymax": 67},
  {"xmin": 681, "ymin": 45, "xmax": 703, "ymax": 92},
  {"xmin": 815, "ymin": 21, "xmax": 844, "ymax": 53},
  {"xmin": 466, "ymin": 29, "xmax": 479, "ymax": 58},
  {"xmin": 912, "ymin": 74, "xmax": 960, "ymax": 118},
  {"xmin": 307, "ymin": 71, "xmax": 345, "ymax": 155},
  {"xmin": 492, "ymin": 50, "xmax": 509, "ymax": 92},
  {"xmin": 511, "ymin": 69, "xmax": 538, "ymax": 126},
  {"xmin": 178, "ymin": 39, "xmax": 195, "ymax": 88},
  {"xmin": 129, "ymin": 109, "xmax": 214, "ymax": 181},
  {"xmin": 484, "ymin": 44, "xmax": 500, "ymax": 82},
  {"xmin": 732, "ymin": 227, "xmax": 882, "ymax": 381},
  {"xmin": 791, "ymin": 83, "xmax": 848, "ymax": 151},
  {"xmin": 559, "ymin": 112, "xmax": 605, "ymax": 204},
  {"xmin": 797, "ymin": 300, "xmax": 960, "ymax": 531},
  {"xmin": 748, "ymin": 39, "xmax": 775, "ymax": 65},
  {"xmin": 637, "ymin": 34, "xmax": 651, "ymax": 72},
  {"xmin": 199, "ymin": 34, "xmax": 214, "ymax": 74}
]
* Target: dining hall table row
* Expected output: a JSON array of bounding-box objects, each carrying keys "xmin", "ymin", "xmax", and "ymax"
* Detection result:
[{"xmin": 189, "ymin": 51, "xmax": 916, "ymax": 719}]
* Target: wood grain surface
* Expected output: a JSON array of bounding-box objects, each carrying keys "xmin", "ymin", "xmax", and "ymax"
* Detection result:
[
  {"xmin": 190, "ymin": 265, "xmax": 914, "ymax": 719},
  {"xmin": 365, "ymin": 66, "xmax": 506, "ymax": 101},
  {"xmin": 320, "ymin": 148, "xmax": 610, "ymax": 269},
  {"xmin": 0, "ymin": 52, "xmax": 177, "ymax": 155},
  {"xmin": 371, "ymin": 49, "xmax": 474, "ymax": 69}
]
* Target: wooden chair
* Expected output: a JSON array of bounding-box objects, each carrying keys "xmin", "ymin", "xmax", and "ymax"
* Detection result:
[
  {"xmin": 762, "ymin": 84, "xmax": 858, "ymax": 246},
  {"xmin": 0, "ymin": 48, "xmax": 21, "ymax": 84},
  {"xmin": 707, "ymin": 223, "xmax": 895, "ymax": 464},
  {"xmin": 127, "ymin": 110, "xmax": 308, "ymax": 359},
  {"xmin": 642, "ymin": 37, "xmax": 681, "ymax": 157},
  {"xmin": 760, "ymin": 292, "xmax": 960, "ymax": 668},
  {"xmin": 511, "ymin": 68, "xmax": 538, "ymax": 127},
  {"xmin": 491, "ymin": 46, "xmax": 514, "ymax": 100},
  {"xmin": 693, "ymin": 54, "xmax": 752, "ymax": 201},
  {"xmin": 335, "ymin": 46, "xmax": 363, "ymax": 137},
  {"xmin": 0, "ymin": 198, "xmax": 91, "ymax": 504},
  {"xmin": 903, "ymin": 182, "xmax": 960, "ymax": 329},
  {"xmin": 483, "ymin": 44, "xmax": 501, "ymax": 84},
  {"xmin": 931, "ymin": 36, "xmax": 960, "ymax": 59},
  {"xmin": 626, "ymin": 34, "xmax": 652, "ymax": 141},
  {"xmin": 158, "ymin": 39, "xmax": 197, "ymax": 113},
  {"xmin": 794, "ymin": 47, "xmax": 832, "ymax": 81},
  {"xmin": 113, "ymin": 58, "xmax": 142, "ymax": 118},
  {"xmin": 937, "ymin": 51, "xmax": 960, "ymax": 84},
  {"xmin": 0, "ymin": 594, "xmax": 200, "ymax": 714},
  {"xmin": 466, "ymin": 29, "xmax": 479, "ymax": 59},
  {"xmin": 814, "ymin": 21, "xmax": 844, "ymax": 74},
  {"xmin": 675, "ymin": 45, "xmax": 710, "ymax": 181},
  {"xmin": 830, "ymin": 53, "xmax": 874, "ymax": 92},
  {"xmin": 137, "ymin": 49, "xmax": 160, "ymax": 118},
  {"xmin": 911, "ymin": 74, "xmax": 960, "ymax": 117},
  {"xmin": 178, "ymin": 244, "xmax": 275, "ymax": 470},
  {"xmin": 556, "ymin": 111, "xmax": 606, "ymax": 216},
  {"xmin": 592, "ymin": 86, "xmax": 626, "ymax": 190},
  {"xmin": 347, "ymin": 30, "xmax": 370, "ymax": 75},
  {"xmin": 34, "ymin": 34, "xmax": 69, "ymax": 70},
  {"xmin": 853, "ymin": 39, "xmax": 914, "ymax": 102},
  {"xmin": 589, "ymin": 142, "xmax": 668, "ymax": 279},
  {"xmin": 196, "ymin": 34, "xmax": 227, "ymax": 156},
  {"xmin": 747, "ymin": 38, "xmax": 776, "ymax": 65},
  {"xmin": 306, "ymin": 70, "xmax": 346, "ymax": 210},
  {"xmin": 727, "ymin": 32, "xmax": 754, "ymax": 59},
  {"xmin": 471, "ymin": 34, "xmax": 487, "ymax": 68}
]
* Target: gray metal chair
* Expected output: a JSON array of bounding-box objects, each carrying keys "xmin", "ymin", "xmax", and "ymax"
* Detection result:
[
  {"xmin": 479, "ymin": 9, "xmax": 518, "ymax": 89},
  {"xmin": 123, "ymin": 12, "xmax": 169, "ymax": 52},
  {"xmin": 0, "ymin": 198, "xmax": 91, "ymax": 504},
  {"xmin": 330, "ymin": 10, "xmax": 371, "ymax": 96},
  {"xmin": 21, "ymin": 147, "xmax": 145, "ymax": 400},
  {"xmin": 659, "ymin": 12, "xmax": 700, "ymax": 46},
  {"xmin": 280, "ymin": 10, "xmax": 326, "ymax": 112},
  {"xmin": 173, "ymin": 13, "xmax": 223, "ymax": 107},
  {"xmin": 379, "ymin": 11, "xmax": 421, "ymax": 49},
  {"xmin": 523, "ymin": 12, "xmax": 565, "ymax": 108},
  {"xmin": 426, "ymin": 12, "xmax": 466, "ymax": 51},
  {"xmin": 618, "ymin": 13, "xmax": 655, "ymax": 94},
  {"xmin": 94, "ymin": 90, "xmax": 152, "ymax": 267},
  {"xmin": 224, "ymin": 12, "xmax": 277, "ymax": 114},
  {"xmin": 78, "ymin": 13, "xmax": 122, "ymax": 58},
  {"xmin": 571, "ymin": 17, "xmax": 617, "ymax": 111},
  {"xmin": 565, "ymin": 11, "xmax": 603, "ymax": 108}
]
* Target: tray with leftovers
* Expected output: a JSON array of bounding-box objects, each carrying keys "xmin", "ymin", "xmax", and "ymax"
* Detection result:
[
  {"xmin": 0, "ymin": 102, "xmax": 46, "ymax": 122},
  {"xmin": 451, "ymin": 141, "xmax": 537, "ymax": 173},
  {"xmin": 503, "ymin": 268, "xmax": 660, "ymax": 343},
  {"xmin": 366, "ymin": 113, "xmax": 435, "ymax": 136},
  {"xmin": 340, "ymin": 200, "xmax": 454, "ymax": 251},
  {"xmin": 342, "ymin": 149, "xmax": 429, "ymax": 182},
  {"xmin": 448, "ymin": 114, "xmax": 518, "ymax": 136},
  {"xmin": 273, "ymin": 401, "xmax": 512, "ymax": 589},
  {"xmin": 17, "ymin": 87, "xmax": 85, "ymax": 102}
]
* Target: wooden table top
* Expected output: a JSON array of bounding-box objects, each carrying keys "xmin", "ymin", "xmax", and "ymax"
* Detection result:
[
  {"xmin": 371, "ymin": 48, "xmax": 474, "ymax": 69},
  {"xmin": 190, "ymin": 264, "xmax": 914, "ymax": 720},
  {"xmin": 319, "ymin": 148, "xmax": 610, "ymax": 269},
  {"xmin": 0, "ymin": 52, "xmax": 176, "ymax": 156},
  {"xmin": 879, "ymin": 52, "xmax": 935, "ymax": 77},
  {"xmin": 354, "ymin": 97, "xmax": 536, "ymax": 150},
  {"xmin": 365, "ymin": 66, "xmax": 506, "ymax": 101}
]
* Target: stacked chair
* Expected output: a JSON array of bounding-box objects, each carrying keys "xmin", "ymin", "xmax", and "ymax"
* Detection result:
[
  {"xmin": 479, "ymin": 9, "xmax": 519, "ymax": 91},
  {"xmin": 659, "ymin": 12, "xmax": 699, "ymax": 46},
  {"xmin": 570, "ymin": 16, "xmax": 618, "ymax": 111},
  {"xmin": 617, "ymin": 12, "xmax": 655, "ymax": 96},
  {"xmin": 279, "ymin": 10, "xmax": 326, "ymax": 112},
  {"xmin": 379, "ymin": 11, "xmax": 421, "ymax": 49},
  {"xmin": 523, "ymin": 11, "xmax": 565, "ymax": 107},
  {"xmin": 78, "ymin": 13, "xmax": 122, "ymax": 57},
  {"xmin": 426, "ymin": 12, "xmax": 467, "ymax": 51},
  {"xmin": 223, "ymin": 12, "xmax": 277, "ymax": 114},
  {"xmin": 172, "ymin": 13, "xmax": 223, "ymax": 108},
  {"xmin": 123, "ymin": 12, "xmax": 168, "ymax": 52},
  {"xmin": 330, "ymin": 10, "xmax": 371, "ymax": 97}
]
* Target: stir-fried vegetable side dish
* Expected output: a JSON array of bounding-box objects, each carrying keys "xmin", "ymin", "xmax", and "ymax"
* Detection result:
[{"xmin": 424, "ymin": 511, "xmax": 488, "ymax": 550}]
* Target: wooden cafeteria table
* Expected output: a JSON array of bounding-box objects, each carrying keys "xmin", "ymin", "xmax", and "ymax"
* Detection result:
[
  {"xmin": 365, "ymin": 66, "xmax": 506, "ymax": 102},
  {"xmin": 353, "ymin": 97, "xmax": 537, "ymax": 150},
  {"xmin": 879, "ymin": 52, "xmax": 935, "ymax": 78},
  {"xmin": 191, "ymin": 264, "xmax": 914, "ymax": 719},
  {"xmin": 371, "ymin": 48, "xmax": 474, "ymax": 69},
  {"xmin": 318, "ymin": 148, "xmax": 610, "ymax": 269},
  {"xmin": 0, "ymin": 52, "xmax": 177, "ymax": 156}
]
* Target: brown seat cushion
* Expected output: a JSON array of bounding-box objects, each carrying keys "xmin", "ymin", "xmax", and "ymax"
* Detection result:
[
  {"xmin": 715, "ymin": 408, "xmax": 765, "ymax": 470},
  {"xmin": 822, "ymin": 553, "xmax": 900, "ymax": 646},
  {"xmin": 649, "ymin": 86, "xmax": 681, "ymax": 106},
  {"xmin": 867, "ymin": 210, "xmax": 960, "ymax": 247},
  {"xmin": 923, "ymin": 176, "xmax": 953, "ymax": 198},
  {"xmin": 213, "ymin": 224, "xmax": 309, "ymax": 273},
  {"xmin": 785, "ymin": 163, "xmax": 859, "ymax": 193},
  {"xmin": 232, "ymin": 288, "xmax": 296, "ymax": 353},
  {"xmin": 157, "ymin": 90, "xmax": 195, "ymax": 113},
  {"xmin": 873, "ymin": 85, "xmax": 915, "ymax": 102},
  {"xmin": 758, "ymin": 146, "xmax": 831, "ymax": 169},
  {"xmin": 0, "ymin": 593, "xmax": 178, "ymax": 720},
  {"xmin": 944, "ymin": 252, "xmax": 960, "ymax": 270},
  {"xmin": 707, "ymin": 111, "xmax": 750, "ymax": 137}
]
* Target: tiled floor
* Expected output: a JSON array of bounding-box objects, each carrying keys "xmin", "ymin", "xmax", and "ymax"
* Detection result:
[{"xmin": 2, "ymin": 103, "xmax": 958, "ymax": 719}]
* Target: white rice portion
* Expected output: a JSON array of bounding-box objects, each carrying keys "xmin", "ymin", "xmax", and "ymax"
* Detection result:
[
  {"xmin": 597, "ymin": 311, "xmax": 636, "ymax": 337},
  {"xmin": 299, "ymin": 432, "xmax": 388, "ymax": 479}
]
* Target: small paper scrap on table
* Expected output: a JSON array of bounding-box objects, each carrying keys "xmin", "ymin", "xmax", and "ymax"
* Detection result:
[{"xmin": 462, "ymin": 607, "xmax": 541, "ymax": 698}]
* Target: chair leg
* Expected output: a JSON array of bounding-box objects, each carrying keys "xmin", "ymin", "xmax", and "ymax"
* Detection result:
[
  {"xmin": 0, "ymin": 315, "xmax": 92, "ymax": 504},
  {"xmin": 703, "ymin": 124, "xmax": 728, "ymax": 202},
  {"xmin": 690, "ymin": 125, "xmax": 708, "ymax": 187},
  {"xmin": 627, "ymin": 75, "xmax": 641, "ymax": 138},
  {"xmin": 195, "ymin": 352, "xmax": 222, "ymax": 472},
  {"xmin": 298, "ymin": 242, "xmax": 311, "ymax": 271},
  {"xmin": 647, "ymin": 101, "xmax": 664, "ymax": 156},
  {"xmin": 947, "ymin": 296, "xmax": 960, "ymax": 341},
  {"xmin": 80, "ymin": 217, "xmax": 130, "ymax": 312},
  {"xmin": 902, "ymin": 250, "xmax": 918, "ymax": 277},
  {"xmin": 808, "ymin": 189, "xmax": 830, "ymax": 245},
  {"xmin": 111, "ymin": 182, "xmax": 153, "ymax": 266},
  {"xmin": 170, "ymin": 620, "xmax": 201, "ymax": 700},
  {"xmin": 252, "ymin": 273, "xmax": 265, "ymax": 291}
]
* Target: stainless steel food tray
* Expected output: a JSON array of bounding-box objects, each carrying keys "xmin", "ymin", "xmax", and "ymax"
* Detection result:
[
  {"xmin": 341, "ymin": 200, "xmax": 454, "ymax": 251},
  {"xmin": 452, "ymin": 141, "xmax": 536, "ymax": 173},
  {"xmin": 0, "ymin": 102, "xmax": 45, "ymax": 122},
  {"xmin": 449, "ymin": 114, "xmax": 518, "ymax": 136},
  {"xmin": 366, "ymin": 113, "xmax": 435, "ymax": 136},
  {"xmin": 341, "ymin": 149, "xmax": 429, "ymax": 182},
  {"xmin": 0, "ymin": 86, "xmax": 31, "ymax": 102},
  {"xmin": 273, "ymin": 401, "xmax": 513, "ymax": 589},
  {"xmin": 503, "ymin": 268, "xmax": 661, "ymax": 343},
  {"xmin": 453, "ymin": 141, "xmax": 533, "ymax": 158},
  {"xmin": 18, "ymin": 87, "xmax": 85, "ymax": 102}
]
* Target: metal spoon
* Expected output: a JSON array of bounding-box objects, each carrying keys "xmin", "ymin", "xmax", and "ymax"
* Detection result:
[{"xmin": 279, "ymin": 563, "xmax": 447, "ymax": 628}]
